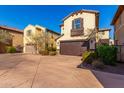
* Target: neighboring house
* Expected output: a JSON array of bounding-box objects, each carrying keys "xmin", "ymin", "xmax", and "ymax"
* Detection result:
[
  {"xmin": 111, "ymin": 5, "xmax": 124, "ymax": 45},
  {"xmin": 0, "ymin": 26, "xmax": 23, "ymax": 53},
  {"xmin": 23, "ymin": 24, "xmax": 60, "ymax": 53},
  {"xmin": 111, "ymin": 5, "xmax": 124, "ymax": 62},
  {"xmin": 56, "ymin": 9, "xmax": 111, "ymax": 56},
  {"xmin": 97, "ymin": 28, "xmax": 111, "ymax": 45}
]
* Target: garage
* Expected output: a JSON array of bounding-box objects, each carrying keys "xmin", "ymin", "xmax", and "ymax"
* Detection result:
[
  {"xmin": 60, "ymin": 40, "xmax": 89, "ymax": 56},
  {"xmin": 25, "ymin": 44, "xmax": 36, "ymax": 53},
  {"xmin": 0, "ymin": 42, "xmax": 6, "ymax": 53}
]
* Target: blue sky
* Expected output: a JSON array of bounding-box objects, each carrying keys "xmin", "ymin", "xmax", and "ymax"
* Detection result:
[{"xmin": 0, "ymin": 5, "xmax": 118, "ymax": 39}]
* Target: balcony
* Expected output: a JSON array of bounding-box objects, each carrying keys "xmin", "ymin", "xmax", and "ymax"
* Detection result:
[{"xmin": 71, "ymin": 28, "xmax": 84, "ymax": 36}]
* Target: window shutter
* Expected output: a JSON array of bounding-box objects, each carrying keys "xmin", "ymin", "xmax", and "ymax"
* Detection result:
[
  {"xmin": 72, "ymin": 20, "xmax": 74, "ymax": 29},
  {"xmin": 80, "ymin": 18, "xmax": 83, "ymax": 29}
]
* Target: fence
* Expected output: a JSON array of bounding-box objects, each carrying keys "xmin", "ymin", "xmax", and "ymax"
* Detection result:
[{"xmin": 116, "ymin": 45, "xmax": 124, "ymax": 62}]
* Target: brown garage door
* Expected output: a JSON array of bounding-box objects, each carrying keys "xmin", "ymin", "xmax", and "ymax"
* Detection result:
[{"xmin": 60, "ymin": 40, "xmax": 88, "ymax": 56}]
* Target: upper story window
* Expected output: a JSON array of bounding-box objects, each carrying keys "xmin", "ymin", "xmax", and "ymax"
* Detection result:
[
  {"xmin": 73, "ymin": 18, "xmax": 81, "ymax": 29},
  {"xmin": 26, "ymin": 30, "xmax": 32, "ymax": 36}
]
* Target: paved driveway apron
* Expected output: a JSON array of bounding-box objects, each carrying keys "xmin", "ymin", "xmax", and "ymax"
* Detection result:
[{"xmin": 0, "ymin": 54, "xmax": 102, "ymax": 88}]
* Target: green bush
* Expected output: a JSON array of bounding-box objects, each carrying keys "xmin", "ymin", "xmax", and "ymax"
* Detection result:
[
  {"xmin": 52, "ymin": 47, "xmax": 56, "ymax": 51},
  {"xmin": 6, "ymin": 46, "xmax": 16, "ymax": 53},
  {"xmin": 47, "ymin": 47, "xmax": 52, "ymax": 51},
  {"xmin": 47, "ymin": 47, "xmax": 56, "ymax": 51},
  {"xmin": 82, "ymin": 51, "xmax": 92, "ymax": 61},
  {"xmin": 49, "ymin": 51, "xmax": 56, "ymax": 56},
  {"xmin": 82, "ymin": 51, "xmax": 97, "ymax": 64},
  {"xmin": 39, "ymin": 50, "xmax": 49, "ymax": 55},
  {"xmin": 96, "ymin": 45, "xmax": 117, "ymax": 66}
]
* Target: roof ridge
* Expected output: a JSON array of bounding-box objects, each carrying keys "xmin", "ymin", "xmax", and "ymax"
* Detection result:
[{"xmin": 62, "ymin": 9, "xmax": 99, "ymax": 21}]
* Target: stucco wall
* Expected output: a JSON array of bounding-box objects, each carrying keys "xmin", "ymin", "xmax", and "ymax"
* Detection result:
[
  {"xmin": 115, "ymin": 10, "xmax": 124, "ymax": 45},
  {"xmin": 97, "ymin": 31, "xmax": 109, "ymax": 39},
  {"xmin": 47, "ymin": 31, "xmax": 59, "ymax": 48},
  {"xmin": 0, "ymin": 29, "xmax": 23, "ymax": 47},
  {"xmin": 118, "ymin": 10, "xmax": 124, "ymax": 45},
  {"xmin": 122, "ymin": 10, "xmax": 124, "ymax": 24},
  {"xmin": 60, "ymin": 12, "xmax": 96, "ymax": 40},
  {"xmin": 24, "ymin": 24, "xmax": 36, "ymax": 45},
  {"xmin": 24, "ymin": 24, "xmax": 59, "ymax": 53},
  {"xmin": 118, "ymin": 26, "xmax": 124, "ymax": 45},
  {"xmin": 9, "ymin": 31, "xmax": 23, "ymax": 47}
]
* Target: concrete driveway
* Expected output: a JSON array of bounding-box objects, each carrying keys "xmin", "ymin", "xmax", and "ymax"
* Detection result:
[{"xmin": 0, "ymin": 54, "xmax": 102, "ymax": 88}]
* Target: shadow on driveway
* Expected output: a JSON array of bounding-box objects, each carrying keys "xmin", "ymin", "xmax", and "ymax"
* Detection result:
[
  {"xmin": 79, "ymin": 63, "xmax": 124, "ymax": 88},
  {"xmin": 92, "ymin": 70, "xmax": 124, "ymax": 88}
]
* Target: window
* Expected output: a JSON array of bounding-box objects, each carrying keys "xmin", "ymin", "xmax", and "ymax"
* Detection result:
[
  {"xmin": 26, "ymin": 30, "xmax": 32, "ymax": 36},
  {"xmin": 73, "ymin": 18, "xmax": 81, "ymax": 29}
]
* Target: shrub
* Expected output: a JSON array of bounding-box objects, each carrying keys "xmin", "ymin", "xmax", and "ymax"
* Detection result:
[
  {"xmin": 47, "ymin": 47, "xmax": 52, "ymax": 51},
  {"xmin": 96, "ymin": 45, "xmax": 117, "ymax": 66},
  {"xmin": 91, "ymin": 51, "xmax": 98, "ymax": 59},
  {"xmin": 82, "ymin": 51, "xmax": 92, "ymax": 61},
  {"xmin": 6, "ymin": 46, "xmax": 16, "ymax": 53},
  {"xmin": 82, "ymin": 51, "xmax": 97, "ymax": 64},
  {"xmin": 92, "ymin": 60, "xmax": 105, "ymax": 69},
  {"xmin": 39, "ymin": 50, "xmax": 49, "ymax": 55},
  {"xmin": 49, "ymin": 51, "xmax": 56, "ymax": 56},
  {"xmin": 48, "ymin": 47, "xmax": 56, "ymax": 51},
  {"xmin": 52, "ymin": 47, "xmax": 56, "ymax": 51}
]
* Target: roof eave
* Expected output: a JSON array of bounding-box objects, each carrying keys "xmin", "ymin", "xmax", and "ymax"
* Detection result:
[
  {"xmin": 62, "ymin": 9, "xmax": 99, "ymax": 22},
  {"xmin": 111, "ymin": 5, "xmax": 124, "ymax": 25},
  {"xmin": 99, "ymin": 28, "xmax": 111, "ymax": 32},
  {"xmin": 46, "ymin": 28, "xmax": 60, "ymax": 35}
]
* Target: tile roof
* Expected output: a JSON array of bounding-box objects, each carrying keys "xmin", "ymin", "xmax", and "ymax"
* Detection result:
[
  {"xmin": 62, "ymin": 9, "xmax": 99, "ymax": 21},
  {"xmin": 0, "ymin": 25, "xmax": 23, "ymax": 33}
]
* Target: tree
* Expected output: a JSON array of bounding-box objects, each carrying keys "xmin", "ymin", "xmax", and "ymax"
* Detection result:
[
  {"xmin": 84, "ymin": 28, "xmax": 98, "ymax": 40},
  {"xmin": 26, "ymin": 31, "xmax": 48, "ymax": 54},
  {"xmin": 84, "ymin": 28, "xmax": 103, "ymax": 49}
]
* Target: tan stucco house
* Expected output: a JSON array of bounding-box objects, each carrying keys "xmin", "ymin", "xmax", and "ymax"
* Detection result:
[
  {"xmin": 0, "ymin": 26, "xmax": 23, "ymax": 53},
  {"xmin": 23, "ymin": 24, "xmax": 60, "ymax": 53},
  {"xmin": 97, "ymin": 28, "xmax": 111, "ymax": 45},
  {"xmin": 111, "ymin": 5, "xmax": 124, "ymax": 62},
  {"xmin": 111, "ymin": 5, "xmax": 124, "ymax": 45},
  {"xmin": 56, "ymin": 9, "xmax": 111, "ymax": 56}
]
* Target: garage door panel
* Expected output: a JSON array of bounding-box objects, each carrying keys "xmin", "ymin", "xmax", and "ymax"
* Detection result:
[
  {"xmin": 60, "ymin": 41, "xmax": 88, "ymax": 56},
  {"xmin": 25, "ymin": 45, "xmax": 36, "ymax": 53}
]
